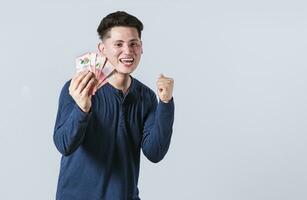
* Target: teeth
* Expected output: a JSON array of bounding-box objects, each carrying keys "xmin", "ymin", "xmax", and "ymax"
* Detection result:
[
  {"xmin": 120, "ymin": 58, "xmax": 134, "ymax": 63},
  {"xmin": 121, "ymin": 58, "xmax": 133, "ymax": 61}
]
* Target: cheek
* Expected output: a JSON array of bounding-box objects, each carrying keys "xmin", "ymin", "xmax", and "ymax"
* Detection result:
[
  {"xmin": 105, "ymin": 47, "xmax": 120, "ymax": 56},
  {"xmin": 106, "ymin": 50, "xmax": 121, "ymax": 63},
  {"xmin": 111, "ymin": 47, "xmax": 120, "ymax": 54}
]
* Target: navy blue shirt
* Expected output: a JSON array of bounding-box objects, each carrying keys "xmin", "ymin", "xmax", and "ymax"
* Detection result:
[{"xmin": 53, "ymin": 76, "xmax": 175, "ymax": 200}]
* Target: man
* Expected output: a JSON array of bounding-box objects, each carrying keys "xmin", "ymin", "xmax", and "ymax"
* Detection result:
[{"xmin": 53, "ymin": 11, "xmax": 175, "ymax": 200}]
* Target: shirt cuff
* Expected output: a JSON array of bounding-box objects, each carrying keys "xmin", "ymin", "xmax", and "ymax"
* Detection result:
[
  {"xmin": 158, "ymin": 97, "xmax": 175, "ymax": 113},
  {"xmin": 72, "ymin": 103, "xmax": 92, "ymax": 123}
]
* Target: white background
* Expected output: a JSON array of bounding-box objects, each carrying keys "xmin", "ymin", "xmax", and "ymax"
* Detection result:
[{"xmin": 0, "ymin": 0, "xmax": 306, "ymax": 199}]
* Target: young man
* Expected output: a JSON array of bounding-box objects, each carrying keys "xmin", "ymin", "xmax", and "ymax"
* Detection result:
[{"xmin": 53, "ymin": 11, "xmax": 175, "ymax": 200}]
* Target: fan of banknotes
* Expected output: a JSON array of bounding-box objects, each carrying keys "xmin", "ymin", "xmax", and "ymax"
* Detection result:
[{"xmin": 76, "ymin": 52, "xmax": 115, "ymax": 90}]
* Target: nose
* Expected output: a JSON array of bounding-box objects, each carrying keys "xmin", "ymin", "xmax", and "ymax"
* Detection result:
[{"xmin": 122, "ymin": 43, "xmax": 132, "ymax": 54}]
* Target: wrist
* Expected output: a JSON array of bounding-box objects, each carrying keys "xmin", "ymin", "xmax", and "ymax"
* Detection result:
[
  {"xmin": 80, "ymin": 105, "xmax": 91, "ymax": 113},
  {"xmin": 160, "ymin": 97, "xmax": 173, "ymax": 103}
]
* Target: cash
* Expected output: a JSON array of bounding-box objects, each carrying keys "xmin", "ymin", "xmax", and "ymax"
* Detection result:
[{"xmin": 76, "ymin": 52, "xmax": 115, "ymax": 91}]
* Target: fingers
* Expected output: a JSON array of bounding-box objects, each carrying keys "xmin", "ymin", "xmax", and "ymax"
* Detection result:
[
  {"xmin": 157, "ymin": 74, "xmax": 173, "ymax": 82},
  {"xmin": 156, "ymin": 73, "xmax": 174, "ymax": 103},
  {"xmin": 157, "ymin": 79, "xmax": 174, "ymax": 86},
  {"xmin": 69, "ymin": 70, "xmax": 89, "ymax": 92},
  {"xmin": 76, "ymin": 72, "xmax": 95, "ymax": 94},
  {"xmin": 81, "ymin": 77, "xmax": 97, "ymax": 97},
  {"xmin": 69, "ymin": 70, "xmax": 97, "ymax": 97},
  {"xmin": 157, "ymin": 83, "xmax": 167, "ymax": 92},
  {"xmin": 157, "ymin": 75, "xmax": 174, "ymax": 89}
]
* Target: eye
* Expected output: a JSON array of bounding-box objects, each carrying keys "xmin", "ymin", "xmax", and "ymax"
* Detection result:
[
  {"xmin": 114, "ymin": 43, "xmax": 123, "ymax": 47},
  {"xmin": 130, "ymin": 42, "xmax": 140, "ymax": 47}
]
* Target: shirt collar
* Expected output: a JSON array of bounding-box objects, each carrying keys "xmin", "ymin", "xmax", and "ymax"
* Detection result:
[{"xmin": 105, "ymin": 75, "xmax": 141, "ymax": 101}]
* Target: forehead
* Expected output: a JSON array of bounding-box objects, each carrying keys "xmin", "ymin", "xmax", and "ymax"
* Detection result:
[{"xmin": 107, "ymin": 26, "xmax": 140, "ymax": 41}]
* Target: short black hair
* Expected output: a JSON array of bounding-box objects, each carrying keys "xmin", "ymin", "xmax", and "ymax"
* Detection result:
[{"xmin": 97, "ymin": 11, "xmax": 143, "ymax": 41}]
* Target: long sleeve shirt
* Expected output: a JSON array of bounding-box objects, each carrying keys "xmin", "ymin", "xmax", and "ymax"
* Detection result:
[{"xmin": 53, "ymin": 76, "xmax": 175, "ymax": 200}]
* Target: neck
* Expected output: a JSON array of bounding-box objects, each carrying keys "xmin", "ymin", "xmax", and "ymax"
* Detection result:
[{"xmin": 107, "ymin": 72, "xmax": 131, "ymax": 93}]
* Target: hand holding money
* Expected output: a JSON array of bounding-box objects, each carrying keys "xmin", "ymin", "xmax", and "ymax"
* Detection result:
[
  {"xmin": 76, "ymin": 52, "xmax": 115, "ymax": 92},
  {"xmin": 157, "ymin": 74, "xmax": 174, "ymax": 103},
  {"xmin": 71, "ymin": 52, "xmax": 115, "ymax": 112},
  {"xmin": 69, "ymin": 70, "xmax": 97, "ymax": 113}
]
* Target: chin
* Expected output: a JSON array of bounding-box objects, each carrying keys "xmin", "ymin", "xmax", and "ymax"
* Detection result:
[{"xmin": 116, "ymin": 65, "xmax": 138, "ymax": 74}]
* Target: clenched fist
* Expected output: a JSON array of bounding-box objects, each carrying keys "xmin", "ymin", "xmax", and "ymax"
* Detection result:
[
  {"xmin": 156, "ymin": 74, "xmax": 174, "ymax": 103},
  {"xmin": 69, "ymin": 70, "xmax": 98, "ymax": 113}
]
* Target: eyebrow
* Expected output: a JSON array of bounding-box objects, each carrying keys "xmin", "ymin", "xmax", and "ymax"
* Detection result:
[{"xmin": 113, "ymin": 39, "xmax": 140, "ymax": 43}]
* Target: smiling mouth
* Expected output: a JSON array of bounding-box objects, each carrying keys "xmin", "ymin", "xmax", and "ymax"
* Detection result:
[{"xmin": 120, "ymin": 58, "xmax": 134, "ymax": 65}]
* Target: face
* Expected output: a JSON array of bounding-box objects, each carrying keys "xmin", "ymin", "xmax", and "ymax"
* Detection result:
[{"xmin": 98, "ymin": 26, "xmax": 143, "ymax": 75}]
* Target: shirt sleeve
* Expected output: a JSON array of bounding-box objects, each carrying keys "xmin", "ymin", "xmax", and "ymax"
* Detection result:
[
  {"xmin": 53, "ymin": 81, "xmax": 92, "ymax": 156},
  {"xmin": 141, "ymin": 92, "xmax": 175, "ymax": 163}
]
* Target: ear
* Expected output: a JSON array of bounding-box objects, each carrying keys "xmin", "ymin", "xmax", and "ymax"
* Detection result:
[
  {"xmin": 98, "ymin": 42, "xmax": 106, "ymax": 56},
  {"xmin": 140, "ymin": 41, "xmax": 143, "ymax": 54}
]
